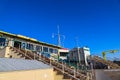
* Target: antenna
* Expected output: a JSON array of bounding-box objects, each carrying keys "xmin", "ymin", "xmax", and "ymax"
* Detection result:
[
  {"xmin": 52, "ymin": 25, "xmax": 65, "ymax": 47},
  {"xmin": 57, "ymin": 25, "xmax": 61, "ymax": 46}
]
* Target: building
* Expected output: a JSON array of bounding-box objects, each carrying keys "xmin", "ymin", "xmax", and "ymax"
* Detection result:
[
  {"xmin": 59, "ymin": 48, "xmax": 69, "ymax": 61},
  {"xmin": 0, "ymin": 31, "xmax": 61, "ymax": 60},
  {"xmin": 0, "ymin": 58, "xmax": 54, "ymax": 80},
  {"xmin": 0, "ymin": 31, "xmax": 90, "ymax": 80},
  {"xmin": 68, "ymin": 47, "xmax": 90, "ymax": 66}
]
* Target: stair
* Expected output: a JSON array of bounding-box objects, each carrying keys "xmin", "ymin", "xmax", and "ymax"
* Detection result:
[
  {"xmin": 9, "ymin": 48, "xmax": 25, "ymax": 59},
  {"xmin": 91, "ymin": 56, "xmax": 120, "ymax": 69},
  {"xmin": 8, "ymin": 46, "xmax": 91, "ymax": 80}
]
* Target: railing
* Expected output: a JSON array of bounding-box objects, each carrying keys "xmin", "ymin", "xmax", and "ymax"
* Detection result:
[
  {"xmin": 91, "ymin": 56, "xmax": 120, "ymax": 69},
  {"xmin": 9, "ymin": 46, "xmax": 92, "ymax": 80}
]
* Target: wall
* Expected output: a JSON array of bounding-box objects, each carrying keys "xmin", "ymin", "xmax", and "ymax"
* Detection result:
[
  {"xmin": 69, "ymin": 47, "xmax": 91, "ymax": 65},
  {"xmin": 0, "ymin": 47, "xmax": 6, "ymax": 57},
  {"xmin": 0, "ymin": 69, "xmax": 54, "ymax": 80},
  {"xmin": 83, "ymin": 47, "xmax": 90, "ymax": 65}
]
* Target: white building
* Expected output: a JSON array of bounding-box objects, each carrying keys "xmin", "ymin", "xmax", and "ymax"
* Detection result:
[
  {"xmin": 68, "ymin": 47, "xmax": 90, "ymax": 65},
  {"xmin": 59, "ymin": 48, "xmax": 69, "ymax": 61}
]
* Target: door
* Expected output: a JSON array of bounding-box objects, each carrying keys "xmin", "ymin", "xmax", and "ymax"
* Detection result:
[{"xmin": 14, "ymin": 41, "xmax": 21, "ymax": 49}]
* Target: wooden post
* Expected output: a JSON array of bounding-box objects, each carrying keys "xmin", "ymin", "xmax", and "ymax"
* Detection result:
[
  {"xmin": 34, "ymin": 52, "xmax": 35, "ymax": 60},
  {"xmin": 50, "ymin": 58, "xmax": 51, "ymax": 66},
  {"xmin": 74, "ymin": 68, "xmax": 76, "ymax": 78},
  {"xmin": 62, "ymin": 61, "xmax": 64, "ymax": 73},
  {"xmin": 86, "ymin": 72, "xmax": 90, "ymax": 80}
]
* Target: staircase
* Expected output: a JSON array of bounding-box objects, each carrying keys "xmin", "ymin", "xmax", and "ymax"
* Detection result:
[
  {"xmin": 91, "ymin": 56, "xmax": 120, "ymax": 69},
  {"xmin": 8, "ymin": 46, "xmax": 92, "ymax": 80}
]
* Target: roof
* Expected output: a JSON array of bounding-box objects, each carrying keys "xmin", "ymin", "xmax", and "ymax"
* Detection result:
[
  {"xmin": 59, "ymin": 48, "xmax": 69, "ymax": 52},
  {"xmin": 0, "ymin": 30, "xmax": 61, "ymax": 49},
  {"xmin": 61, "ymin": 48, "xmax": 69, "ymax": 50},
  {"xmin": 0, "ymin": 58, "xmax": 52, "ymax": 72}
]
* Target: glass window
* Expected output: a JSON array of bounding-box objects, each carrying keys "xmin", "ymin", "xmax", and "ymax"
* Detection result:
[
  {"xmin": 30, "ymin": 44, "xmax": 33, "ymax": 50},
  {"xmin": 21, "ymin": 43, "xmax": 26, "ymax": 49},
  {"xmin": 26, "ymin": 43, "xmax": 33, "ymax": 50},
  {"xmin": 43, "ymin": 47, "xmax": 48, "ymax": 52},
  {"xmin": 60, "ymin": 52, "xmax": 68, "ymax": 56},
  {"xmin": 54, "ymin": 49, "xmax": 58, "ymax": 54},
  {"xmin": 26, "ymin": 43, "xmax": 30, "ymax": 49},
  {"xmin": 36, "ymin": 45, "xmax": 42, "ymax": 52},
  {"xmin": 49, "ymin": 48, "xmax": 53, "ymax": 53},
  {"xmin": 0, "ymin": 38, "xmax": 6, "ymax": 46}
]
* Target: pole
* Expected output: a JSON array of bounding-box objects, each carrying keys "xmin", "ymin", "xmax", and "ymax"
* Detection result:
[
  {"xmin": 75, "ymin": 37, "xmax": 81, "ymax": 68},
  {"xmin": 77, "ymin": 47, "xmax": 81, "ymax": 67},
  {"xmin": 57, "ymin": 25, "xmax": 61, "ymax": 46}
]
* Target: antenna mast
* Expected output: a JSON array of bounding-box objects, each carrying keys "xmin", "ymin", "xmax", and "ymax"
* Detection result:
[
  {"xmin": 57, "ymin": 25, "xmax": 61, "ymax": 46},
  {"xmin": 52, "ymin": 25, "xmax": 65, "ymax": 47}
]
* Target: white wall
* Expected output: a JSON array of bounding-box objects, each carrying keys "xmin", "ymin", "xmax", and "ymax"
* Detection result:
[{"xmin": 83, "ymin": 47, "xmax": 90, "ymax": 65}]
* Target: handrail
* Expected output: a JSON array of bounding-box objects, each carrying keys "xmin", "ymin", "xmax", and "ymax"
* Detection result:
[
  {"xmin": 91, "ymin": 56, "xmax": 120, "ymax": 69},
  {"xmin": 10, "ymin": 47, "xmax": 33, "ymax": 60},
  {"xmin": 9, "ymin": 46, "xmax": 92, "ymax": 80}
]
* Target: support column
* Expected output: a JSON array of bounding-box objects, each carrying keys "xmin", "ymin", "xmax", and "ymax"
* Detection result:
[
  {"xmin": 8, "ymin": 38, "xmax": 14, "ymax": 47},
  {"xmin": 4, "ymin": 46, "xmax": 10, "ymax": 58}
]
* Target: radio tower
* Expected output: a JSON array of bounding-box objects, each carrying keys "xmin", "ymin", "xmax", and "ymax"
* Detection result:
[
  {"xmin": 52, "ymin": 25, "xmax": 65, "ymax": 47},
  {"xmin": 57, "ymin": 25, "xmax": 61, "ymax": 46}
]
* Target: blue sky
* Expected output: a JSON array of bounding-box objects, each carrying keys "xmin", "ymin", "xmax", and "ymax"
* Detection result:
[{"xmin": 0, "ymin": 0, "xmax": 120, "ymax": 59}]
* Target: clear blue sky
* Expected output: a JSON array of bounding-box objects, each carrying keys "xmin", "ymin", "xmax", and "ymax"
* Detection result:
[{"xmin": 0, "ymin": 0, "xmax": 120, "ymax": 59}]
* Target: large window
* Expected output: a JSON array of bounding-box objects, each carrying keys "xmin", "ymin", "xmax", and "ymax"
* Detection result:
[
  {"xmin": 43, "ymin": 47, "xmax": 48, "ymax": 52},
  {"xmin": 49, "ymin": 48, "xmax": 53, "ymax": 53},
  {"xmin": 0, "ymin": 38, "xmax": 6, "ymax": 46},
  {"xmin": 36, "ymin": 45, "xmax": 42, "ymax": 52},
  {"xmin": 26, "ymin": 43, "xmax": 30, "ymax": 49},
  {"xmin": 21, "ymin": 43, "xmax": 26, "ymax": 49},
  {"xmin": 54, "ymin": 49, "xmax": 58, "ymax": 54},
  {"xmin": 30, "ymin": 44, "xmax": 33, "ymax": 50},
  {"xmin": 26, "ymin": 43, "xmax": 33, "ymax": 50},
  {"xmin": 60, "ymin": 52, "xmax": 68, "ymax": 56}
]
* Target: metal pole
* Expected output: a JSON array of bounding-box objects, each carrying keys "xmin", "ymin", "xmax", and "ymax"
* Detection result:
[
  {"xmin": 57, "ymin": 25, "xmax": 61, "ymax": 46},
  {"xmin": 77, "ymin": 47, "xmax": 81, "ymax": 68}
]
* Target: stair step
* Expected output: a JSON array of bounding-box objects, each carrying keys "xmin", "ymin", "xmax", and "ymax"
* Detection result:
[{"xmin": 8, "ymin": 47, "xmax": 88, "ymax": 80}]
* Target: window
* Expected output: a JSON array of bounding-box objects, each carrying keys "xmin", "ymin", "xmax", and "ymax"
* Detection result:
[
  {"xmin": 54, "ymin": 49, "xmax": 58, "ymax": 54},
  {"xmin": 26, "ymin": 43, "xmax": 30, "ymax": 49},
  {"xmin": 21, "ymin": 43, "xmax": 26, "ymax": 49},
  {"xmin": 49, "ymin": 48, "xmax": 53, "ymax": 53},
  {"xmin": 26, "ymin": 43, "xmax": 33, "ymax": 50},
  {"xmin": 30, "ymin": 44, "xmax": 33, "ymax": 50},
  {"xmin": 60, "ymin": 52, "xmax": 68, "ymax": 56},
  {"xmin": 0, "ymin": 38, "xmax": 6, "ymax": 46},
  {"xmin": 43, "ymin": 47, "xmax": 48, "ymax": 52},
  {"xmin": 36, "ymin": 45, "xmax": 42, "ymax": 52}
]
